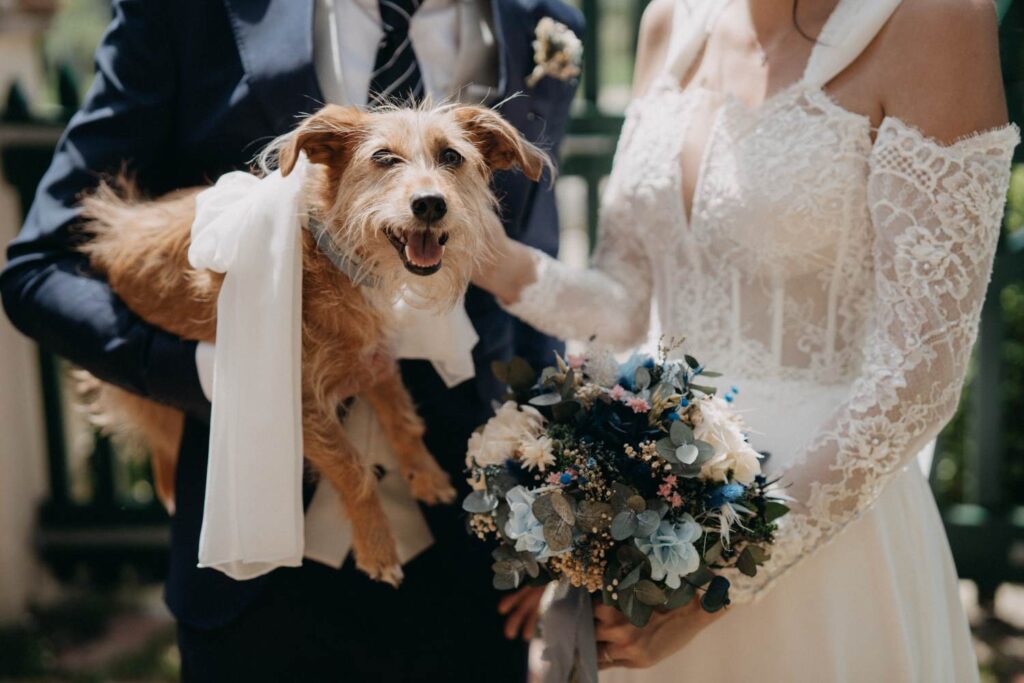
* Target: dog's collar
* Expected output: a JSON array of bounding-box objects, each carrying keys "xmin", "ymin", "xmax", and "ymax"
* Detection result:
[{"xmin": 305, "ymin": 217, "xmax": 382, "ymax": 289}]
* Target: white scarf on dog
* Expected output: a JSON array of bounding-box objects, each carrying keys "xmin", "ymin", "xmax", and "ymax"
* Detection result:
[{"xmin": 189, "ymin": 158, "xmax": 478, "ymax": 581}]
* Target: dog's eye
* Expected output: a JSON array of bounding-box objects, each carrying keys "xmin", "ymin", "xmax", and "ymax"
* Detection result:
[
  {"xmin": 372, "ymin": 149, "xmax": 400, "ymax": 167},
  {"xmin": 439, "ymin": 148, "xmax": 463, "ymax": 167}
]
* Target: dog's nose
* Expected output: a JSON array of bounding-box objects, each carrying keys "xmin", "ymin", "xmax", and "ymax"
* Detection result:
[{"xmin": 410, "ymin": 192, "xmax": 447, "ymax": 223}]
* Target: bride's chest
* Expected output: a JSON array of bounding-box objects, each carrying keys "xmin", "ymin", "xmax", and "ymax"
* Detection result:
[{"xmin": 609, "ymin": 87, "xmax": 875, "ymax": 276}]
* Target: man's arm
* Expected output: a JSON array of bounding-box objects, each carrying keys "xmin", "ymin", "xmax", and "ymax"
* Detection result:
[{"xmin": 0, "ymin": 0, "xmax": 210, "ymax": 418}]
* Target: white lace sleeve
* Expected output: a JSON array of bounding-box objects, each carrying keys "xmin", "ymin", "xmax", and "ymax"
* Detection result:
[
  {"xmin": 729, "ymin": 118, "xmax": 1019, "ymax": 603},
  {"xmin": 502, "ymin": 117, "xmax": 654, "ymax": 351}
]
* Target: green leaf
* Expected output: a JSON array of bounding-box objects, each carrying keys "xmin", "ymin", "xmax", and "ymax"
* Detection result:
[
  {"xmin": 664, "ymin": 583, "xmax": 696, "ymax": 610},
  {"xmin": 634, "ymin": 580, "xmax": 667, "ymax": 606},
  {"xmin": 616, "ymin": 543, "xmax": 647, "ymax": 569},
  {"xmin": 669, "ymin": 421, "xmax": 694, "ymax": 446},
  {"xmin": 462, "ymin": 491, "xmax": 499, "ymax": 513},
  {"xmin": 508, "ymin": 357, "xmax": 537, "ymax": 392},
  {"xmin": 532, "ymin": 493, "xmax": 557, "ymax": 522},
  {"xmin": 675, "ymin": 444, "xmax": 699, "ymax": 465},
  {"xmin": 703, "ymin": 540, "xmax": 724, "ymax": 564},
  {"xmin": 560, "ymin": 369, "xmax": 577, "ymax": 398},
  {"xmin": 657, "ymin": 438, "xmax": 680, "ymax": 463},
  {"xmin": 626, "ymin": 495, "xmax": 647, "ymax": 513},
  {"xmin": 764, "ymin": 501, "xmax": 790, "ymax": 523},
  {"xmin": 611, "ymin": 510, "xmax": 639, "ymax": 540},
  {"xmin": 685, "ymin": 565, "xmax": 714, "ymax": 587},
  {"xmin": 634, "ymin": 367, "xmax": 651, "ymax": 391},
  {"xmin": 690, "ymin": 383, "xmax": 717, "ymax": 396},
  {"xmin": 493, "ymin": 572, "xmax": 520, "ymax": 590},
  {"xmin": 700, "ymin": 576, "xmax": 731, "ymax": 613},
  {"xmin": 543, "ymin": 517, "xmax": 573, "ymax": 552},
  {"xmin": 693, "ymin": 440, "xmax": 715, "ymax": 463},
  {"xmin": 528, "ymin": 392, "xmax": 562, "ymax": 406},
  {"xmin": 550, "ymin": 491, "xmax": 576, "ymax": 525},
  {"xmin": 635, "ymin": 510, "xmax": 661, "ymax": 538},
  {"xmin": 684, "ymin": 355, "xmax": 700, "ymax": 369},
  {"xmin": 736, "ymin": 547, "xmax": 758, "ymax": 577},
  {"xmin": 746, "ymin": 545, "xmax": 769, "ymax": 564},
  {"xmin": 551, "ymin": 400, "xmax": 581, "ymax": 423},
  {"xmin": 619, "ymin": 565, "xmax": 643, "ymax": 591},
  {"xmin": 491, "ymin": 360, "xmax": 511, "ymax": 384},
  {"xmin": 700, "ymin": 370, "xmax": 723, "ymax": 378},
  {"xmin": 540, "ymin": 366, "xmax": 559, "ymax": 385},
  {"xmin": 576, "ymin": 500, "xmax": 612, "ymax": 533},
  {"xmin": 621, "ymin": 591, "xmax": 654, "ymax": 627}
]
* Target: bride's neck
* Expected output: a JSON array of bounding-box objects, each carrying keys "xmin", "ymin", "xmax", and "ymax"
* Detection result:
[{"xmin": 745, "ymin": 0, "xmax": 837, "ymax": 38}]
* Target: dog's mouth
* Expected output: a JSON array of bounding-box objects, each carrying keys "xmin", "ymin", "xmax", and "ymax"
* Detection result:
[{"xmin": 385, "ymin": 227, "xmax": 449, "ymax": 276}]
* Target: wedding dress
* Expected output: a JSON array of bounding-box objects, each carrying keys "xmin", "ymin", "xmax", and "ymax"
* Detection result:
[{"xmin": 505, "ymin": 0, "xmax": 1018, "ymax": 680}]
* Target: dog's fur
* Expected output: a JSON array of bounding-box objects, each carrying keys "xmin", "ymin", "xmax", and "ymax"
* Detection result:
[{"xmin": 76, "ymin": 104, "xmax": 549, "ymax": 585}]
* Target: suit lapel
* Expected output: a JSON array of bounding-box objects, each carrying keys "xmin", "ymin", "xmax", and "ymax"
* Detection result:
[{"xmin": 223, "ymin": 0, "xmax": 325, "ymax": 134}]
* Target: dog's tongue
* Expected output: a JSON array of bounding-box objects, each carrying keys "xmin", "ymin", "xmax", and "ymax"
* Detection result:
[{"xmin": 404, "ymin": 231, "xmax": 444, "ymax": 268}]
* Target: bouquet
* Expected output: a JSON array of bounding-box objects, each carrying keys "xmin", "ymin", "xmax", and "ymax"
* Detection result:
[{"xmin": 462, "ymin": 347, "xmax": 789, "ymax": 679}]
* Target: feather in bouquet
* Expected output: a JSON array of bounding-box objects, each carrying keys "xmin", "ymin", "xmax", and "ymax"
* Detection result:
[{"xmin": 462, "ymin": 347, "xmax": 789, "ymax": 679}]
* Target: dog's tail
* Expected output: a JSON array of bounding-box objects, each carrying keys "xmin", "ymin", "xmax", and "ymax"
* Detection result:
[{"xmin": 74, "ymin": 369, "xmax": 184, "ymax": 513}]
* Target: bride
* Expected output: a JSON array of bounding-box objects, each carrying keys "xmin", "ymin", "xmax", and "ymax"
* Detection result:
[{"xmin": 476, "ymin": 0, "xmax": 1017, "ymax": 680}]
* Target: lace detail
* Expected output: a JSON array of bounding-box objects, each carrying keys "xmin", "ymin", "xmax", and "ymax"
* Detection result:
[
  {"xmin": 728, "ymin": 118, "xmax": 1019, "ymax": 602},
  {"xmin": 504, "ymin": 72, "xmax": 1018, "ymax": 602}
]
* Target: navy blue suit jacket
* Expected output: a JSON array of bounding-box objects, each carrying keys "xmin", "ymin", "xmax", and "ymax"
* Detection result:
[{"xmin": 1, "ymin": 0, "xmax": 581, "ymax": 629}]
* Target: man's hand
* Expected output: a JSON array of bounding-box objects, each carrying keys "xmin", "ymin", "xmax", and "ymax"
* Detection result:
[
  {"xmin": 594, "ymin": 599, "xmax": 723, "ymax": 669},
  {"xmin": 498, "ymin": 585, "xmax": 546, "ymax": 640}
]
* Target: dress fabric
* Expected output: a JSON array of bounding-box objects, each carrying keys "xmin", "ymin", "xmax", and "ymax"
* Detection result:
[{"xmin": 506, "ymin": 0, "xmax": 1019, "ymax": 680}]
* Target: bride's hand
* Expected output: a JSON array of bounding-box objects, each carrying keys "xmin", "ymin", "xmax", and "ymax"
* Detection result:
[
  {"xmin": 472, "ymin": 233, "xmax": 537, "ymax": 305},
  {"xmin": 594, "ymin": 599, "xmax": 723, "ymax": 670},
  {"xmin": 498, "ymin": 585, "xmax": 546, "ymax": 640}
]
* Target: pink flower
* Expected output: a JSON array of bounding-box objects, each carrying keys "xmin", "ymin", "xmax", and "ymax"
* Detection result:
[
  {"xmin": 567, "ymin": 354, "xmax": 585, "ymax": 370},
  {"xmin": 658, "ymin": 483, "xmax": 673, "ymax": 498},
  {"xmin": 663, "ymin": 475, "xmax": 678, "ymax": 487},
  {"xmin": 608, "ymin": 384, "xmax": 626, "ymax": 401},
  {"xmin": 625, "ymin": 397, "xmax": 651, "ymax": 413},
  {"xmin": 546, "ymin": 472, "xmax": 563, "ymax": 486},
  {"xmin": 671, "ymin": 493, "xmax": 684, "ymax": 508}
]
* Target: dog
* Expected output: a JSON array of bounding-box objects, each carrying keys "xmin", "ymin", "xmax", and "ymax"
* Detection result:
[{"xmin": 75, "ymin": 103, "xmax": 549, "ymax": 585}]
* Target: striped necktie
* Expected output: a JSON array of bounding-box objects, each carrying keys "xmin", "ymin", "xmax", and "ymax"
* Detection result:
[{"xmin": 368, "ymin": 0, "xmax": 424, "ymax": 105}]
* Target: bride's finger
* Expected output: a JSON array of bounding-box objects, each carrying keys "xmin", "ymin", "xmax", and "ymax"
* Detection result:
[
  {"xmin": 593, "ymin": 603, "xmax": 628, "ymax": 625},
  {"xmin": 594, "ymin": 621, "xmax": 634, "ymax": 645},
  {"xmin": 497, "ymin": 590, "xmax": 525, "ymax": 615}
]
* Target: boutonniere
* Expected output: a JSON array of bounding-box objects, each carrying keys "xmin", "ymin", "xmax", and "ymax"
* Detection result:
[{"xmin": 526, "ymin": 17, "xmax": 583, "ymax": 88}]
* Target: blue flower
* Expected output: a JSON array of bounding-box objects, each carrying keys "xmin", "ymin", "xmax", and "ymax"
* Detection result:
[
  {"xmin": 634, "ymin": 516, "xmax": 702, "ymax": 589},
  {"xmin": 504, "ymin": 486, "xmax": 563, "ymax": 561},
  {"xmin": 667, "ymin": 411, "xmax": 681, "ymax": 422},
  {"xmin": 617, "ymin": 353, "xmax": 654, "ymax": 390},
  {"xmin": 559, "ymin": 472, "xmax": 573, "ymax": 485},
  {"xmin": 708, "ymin": 482, "xmax": 746, "ymax": 508}
]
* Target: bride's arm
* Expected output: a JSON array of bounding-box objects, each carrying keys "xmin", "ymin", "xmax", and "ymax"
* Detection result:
[
  {"xmin": 473, "ymin": 0, "xmax": 675, "ymax": 351},
  {"xmin": 729, "ymin": 0, "xmax": 1017, "ymax": 603}
]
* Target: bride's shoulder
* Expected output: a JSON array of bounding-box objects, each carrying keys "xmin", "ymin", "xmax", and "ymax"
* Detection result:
[
  {"xmin": 632, "ymin": 0, "xmax": 675, "ymax": 97},
  {"xmin": 873, "ymin": 0, "xmax": 1006, "ymax": 144}
]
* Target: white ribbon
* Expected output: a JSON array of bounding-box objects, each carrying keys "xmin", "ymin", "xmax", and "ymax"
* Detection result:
[{"xmin": 189, "ymin": 160, "xmax": 478, "ymax": 580}]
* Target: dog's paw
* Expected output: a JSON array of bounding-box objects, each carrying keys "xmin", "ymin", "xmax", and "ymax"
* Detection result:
[
  {"xmin": 404, "ymin": 464, "xmax": 456, "ymax": 506},
  {"xmin": 357, "ymin": 557, "xmax": 404, "ymax": 587}
]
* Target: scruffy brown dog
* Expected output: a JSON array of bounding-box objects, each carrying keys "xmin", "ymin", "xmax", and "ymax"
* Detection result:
[{"xmin": 76, "ymin": 103, "xmax": 548, "ymax": 585}]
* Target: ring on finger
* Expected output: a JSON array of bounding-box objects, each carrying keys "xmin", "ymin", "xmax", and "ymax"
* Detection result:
[{"xmin": 601, "ymin": 647, "xmax": 615, "ymax": 664}]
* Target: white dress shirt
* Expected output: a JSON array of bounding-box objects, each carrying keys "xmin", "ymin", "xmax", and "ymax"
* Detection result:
[{"xmin": 314, "ymin": 0, "xmax": 498, "ymax": 106}]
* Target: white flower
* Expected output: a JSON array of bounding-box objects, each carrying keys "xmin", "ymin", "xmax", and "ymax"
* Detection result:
[
  {"xmin": 634, "ymin": 516, "xmax": 702, "ymax": 589},
  {"xmin": 466, "ymin": 401, "xmax": 545, "ymax": 469},
  {"xmin": 583, "ymin": 348, "xmax": 620, "ymax": 387},
  {"xmin": 693, "ymin": 396, "xmax": 762, "ymax": 485},
  {"xmin": 518, "ymin": 434, "xmax": 556, "ymax": 471},
  {"xmin": 526, "ymin": 17, "xmax": 583, "ymax": 88}
]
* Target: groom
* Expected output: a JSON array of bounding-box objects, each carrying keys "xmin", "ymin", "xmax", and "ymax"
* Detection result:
[{"xmin": 0, "ymin": 0, "xmax": 581, "ymax": 680}]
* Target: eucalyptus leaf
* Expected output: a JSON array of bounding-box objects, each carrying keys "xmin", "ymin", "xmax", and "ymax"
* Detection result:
[
  {"xmin": 533, "ymin": 494, "xmax": 557, "ymax": 522},
  {"xmin": 560, "ymin": 369, "xmax": 576, "ymax": 399},
  {"xmin": 528, "ymin": 392, "xmax": 563, "ymax": 407},
  {"xmin": 634, "ymin": 580, "xmax": 667, "ymax": 606},
  {"xmin": 491, "ymin": 360, "xmax": 511, "ymax": 384},
  {"xmin": 611, "ymin": 510, "xmax": 639, "ymax": 541},
  {"xmin": 691, "ymin": 383, "xmax": 717, "ymax": 396},
  {"xmin": 693, "ymin": 440, "xmax": 716, "ymax": 464},
  {"xmin": 685, "ymin": 565, "xmax": 714, "ymax": 587},
  {"xmin": 508, "ymin": 357, "xmax": 536, "ymax": 392},
  {"xmin": 669, "ymin": 421, "xmax": 694, "ymax": 446},
  {"xmin": 703, "ymin": 540, "xmax": 724, "ymax": 564},
  {"xmin": 540, "ymin": 366, "xmax": 559, "ymax": 385},
  {"xmin": 626, "ymin": 495, "xmax": 647, "ymax": 513},
  {"xmin": 550, "ymin": 492, "xmax": 576, "ymax": 525},
  {"xmin": 576, "ymin": 500, "xmax": 612, "ymax": 533},
  {"xmin": 621, "ymin": 592, "xmax": 654, "ymax": 628},
  {"xmin": 664, "ymin": 583, "xmax": 696, "ymax": 609},
  {"xmin": 635, "ymin": 510, "xmax": 661, "ymax": 538},
  {"xmin": 700, "ymin": 370, "xmax": 723, "ymax": 378},
  {"xmin": 551, "ymin": 400, "xmax": 581, "ymax": 423},
  {"xmin": 634, "ymin": 367, "xmax": 651, "ymax": 391},
  {"xmin": 684, "ymin": 355, "xmax": 700, "ymax": 369},
  {"xmin": 657, "ymin": 438, "xmax": 680, "ymax": 463},
  {"xmin": 676, "ymin": 443, "xmax": 699, "ymax": 465},
  {"xmin": 493, "ymin": 572, "xmax": 520, "ymax": 591},
  {"xmin": 620, "ymin": 565, "xmax": 643, "ymax": 591},
  {"xmin": 746, "ymin": 545, "xmax": 769, "ymax": 564},
  {"xmin": 764, "ymin": 501, "xmax": 790, "ymax": 523},
  {"xmin": 736, "ymin": 547, "xmax": 758, "ymax": 577},
  {"xmin": 647, "ymin": 498, "xmax": 669, "ymax": 519},
  {"xmin": 543, "ymin": 517, "xmax": 573, "ymax": 552},
  {"xmin": 462, "ymin": 491, "xmax": 499, "ymax": 514},
  {"xmin": 616, "ymin": 543, "xmax": 648, "ymax": 569}
]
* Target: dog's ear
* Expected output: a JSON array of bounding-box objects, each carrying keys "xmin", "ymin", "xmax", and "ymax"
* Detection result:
[
  {"xmin": 453, "ymin": 106, "xmax": 551, "ymax": 182},
  {"xmin": 279, "ymin": 105, "xmax": 369, "ymax": 177}
]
